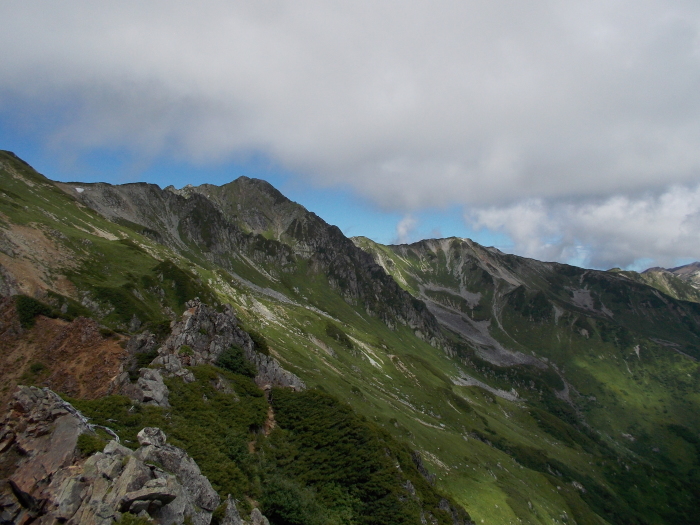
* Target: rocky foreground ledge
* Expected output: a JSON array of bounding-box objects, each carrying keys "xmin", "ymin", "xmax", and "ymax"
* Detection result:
[{"xmin": 0, "ymin": 386, "xmax": 269, "ymax": 525}]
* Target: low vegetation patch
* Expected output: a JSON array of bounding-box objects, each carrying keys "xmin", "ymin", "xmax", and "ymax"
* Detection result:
[
  {"xmin": 14, "ymin": 295, "xmax": 55, "ymax": 328},
  {"xmin": 216, "ymin": 346, "xmax": 256, "ymax": 377},
  {"xmin": 325, "ymin": 321, "xmax": 353, "ymax": 349},
  {"xmin": 76, "ymin": 433, "xmax": 106, "ymax": 456}
]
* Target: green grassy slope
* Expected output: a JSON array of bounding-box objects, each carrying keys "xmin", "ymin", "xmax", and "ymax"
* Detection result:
[
  {"xmin": 355, "ymin": 236, "xmax": 700, "ymax": 524},
  {"xmin": 3, "ymin": 151, "xmax": 700, "ymax": 524}
]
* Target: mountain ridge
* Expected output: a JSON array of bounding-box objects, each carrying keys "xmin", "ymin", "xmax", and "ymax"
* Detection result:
[{"xmin": 2, "ymin": 150, "xmax": 700, "ymax": 525}]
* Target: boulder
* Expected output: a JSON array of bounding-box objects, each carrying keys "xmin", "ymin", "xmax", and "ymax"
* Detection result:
[
  {"xmin": 137, "ymin": 427, "xmax": 167, "ymax": 447},
  {"xmin": 250, "ymin": 507, "xmax": 271, "ymax": 525}
]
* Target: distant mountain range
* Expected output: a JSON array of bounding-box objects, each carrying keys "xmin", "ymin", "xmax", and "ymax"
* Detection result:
[
  {"xmin": 2, "ymin": 149, "xmax": 700, "ymax": 525},
  {"xmin": 607, "ymin": 262, "xmax": 700, "ymax": 303}
]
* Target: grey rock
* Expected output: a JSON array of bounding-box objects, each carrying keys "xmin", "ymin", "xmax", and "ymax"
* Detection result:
[
  {"xmin": 250, "ymin": 507, "xmax": 271, "ymax": 525},
  {"xmin": 137, "ymin": 368, "xmax": 170, "ymax": 407},
  {"xmin": 119, "ymin": 477, "xmax": 177, "ymax": 512},
  {"xmin": 220, "ymin": 494, "xmax": 245, "ymax": 525},
  {"xmin": 135, "ymin": 441, "xmax": 219, "ymax": 512},
  {"xmin": 412, "ymin": 452, "xmax": 436, "ymax": 485},
  {"xmin": 404, "ymin": 479, "xmax": 417, "ymax": 499},
  {"xmin": 129, "ymin": 314, "xmax": 142, "ymax": 333},
  {"xmin": 137, "ymin": 427, "xmax": 167, "ymax": 447},
  {"xmin": 0, "ymin": 386, "xmax": 220, "ymax": 525}
]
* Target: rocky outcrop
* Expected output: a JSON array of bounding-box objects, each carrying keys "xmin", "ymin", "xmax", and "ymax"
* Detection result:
[
  {"xmin": 411, "ymin": 451, "xmax": 436, "ymax": 485},
  {"xmin": 0, "ymin": 386, "xmax": 90, "ymax": 525},
  {"xmin": 0, "ymin": 386, "xmax": 220, "ymax": 524},
  {"xmin": 120, "ymin": 368, "xmax": 171, "ymax": 408},
  {"xmin": 150, "ymin": 299, "xmax": 305, "ymax": 391}
]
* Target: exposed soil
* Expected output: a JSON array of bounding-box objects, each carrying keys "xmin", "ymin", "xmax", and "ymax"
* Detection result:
[
  {"xmin": 0, "ymin": 222, "xmax": 78, "ymax": 298},
  {"xmin": 0, "ymin": 296, "xmax": 128, "ymax": 411}
]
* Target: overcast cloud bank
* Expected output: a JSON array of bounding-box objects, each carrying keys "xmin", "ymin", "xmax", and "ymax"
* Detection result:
[{"xmin": 1, "ymin": 1, "xmax": 700, "ymax": 268}]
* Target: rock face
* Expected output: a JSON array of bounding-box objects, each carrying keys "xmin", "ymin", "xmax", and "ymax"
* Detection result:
[
  {"xmin": 0, "ymin": 386, "xmax": 220, "ymax": 524},
  {"xmin": 118, "ymin": 299, "xmax": 305, "ymax": 407},
  {"xmin": 120, "ymin": 368, "xmax": 171, "ymax": 408},
  {"xmin": 151, "ymin": 299, "xmax": 306, "ymax": 391}
]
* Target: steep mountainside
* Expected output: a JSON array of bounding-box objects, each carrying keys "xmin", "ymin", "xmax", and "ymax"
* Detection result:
[
  {"xmin": 52, "ymin": 175, "xmax": 440, "ymax": 344},
  {"xmin": 2, "ymin": 150, "xmax": 700, "ymax": 525},
  {"xmin": 355, "ymin": 235, "xmax": 700, "ymax": 523},
  {"xmin": 609, "ymin": 265, "xmax": 700, "ymax": 303},
  {"xmin": 668, "ymin": 261, "xmax": 700, "ymax": 286}
]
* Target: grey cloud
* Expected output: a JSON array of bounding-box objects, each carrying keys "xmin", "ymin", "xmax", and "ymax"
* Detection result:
[{"xmin": 2, "ymin": 1, "xmax": 700, "ymax": 265}]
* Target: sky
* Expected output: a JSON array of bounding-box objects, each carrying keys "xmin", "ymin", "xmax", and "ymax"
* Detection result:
[{"xmin": 1, "ymin": 1, "xmax": 700, "ymax": 271}]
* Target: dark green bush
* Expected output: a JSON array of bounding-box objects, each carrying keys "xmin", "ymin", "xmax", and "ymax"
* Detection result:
[
  {"xmin": 93, "ymin": 285, "xmax": 151, "ymax": 325},
  {"xmin": 217, "ymin": 346, "xmax": 257, "ymax": 377},
  {"xmin": 248, "ymin": 329, "xmax": 270, "ymax": 356},
  {"xmin": 20, "ymin": 362, "xmax": 50, "ymax": 385},
  {"xmin": 14, "ymin": 295, "xmax": 54, "ymax": 328},
  {"xmin": 129, "ymin": 349, "xmax": 159, "ymax": 381},
  {"xmin": 71, "ymin": 366, "xmax": 267, "ymax": 500},
  {"xmin": 99, "ymin": 327, "xmax": 115, "ymax": 338},
  {"xmin": 261, "ymin": 476, "xmax": 343, "ymax": 525},
  {"xmin": 325, "ymin": 322, "xmax": 353, "ymax": 349},
  {"xmin": 153, "ymin": 260, "xmax": 217, "ymax": 310},
  {"xmin": 267, "ymin": 388, "xmax": 460, "ymax": 525},
  {"xmin": 30, "ymin": 362, "xmax": 47, "ymax": 375}
]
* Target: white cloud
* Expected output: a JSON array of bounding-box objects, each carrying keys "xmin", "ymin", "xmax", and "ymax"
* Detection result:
[
  {"xmin": 394, "ymin": 215, "xmax": 418, "ymax": 244},
  {"xmin": 469, "ymin": 185, "xmax": 700, "ymax": 268},
  {"xmin": 2, "ymin": 1, "xmax": 700, "ymax": 265}
]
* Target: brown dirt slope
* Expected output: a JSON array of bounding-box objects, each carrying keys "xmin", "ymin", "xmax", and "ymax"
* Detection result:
[{"xmin": 0, "ymin": 296, "xmax": 127, "ymax": 410}]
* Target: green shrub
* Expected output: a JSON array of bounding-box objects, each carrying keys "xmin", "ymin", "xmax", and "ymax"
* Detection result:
[
  {"xmin": 179, "ymin": 345, "xmax": 194, "ymax": 356},
  {"xmin": 70, "ymin": 366, "xmax": 267, "ymax": 500},
  {"xmin": 267, "ymin": 388, "xmax": 456, "ymax": 525},
  {"xmin": 93, "ymin": 285, "xmax": 151, "ymax": 325},
  {"xmin": 261, "ymin": 476, "xmax": 342, "ymax": 525},
  {"xmin": 149, "ymin": 319, "xmax": 173, "ymax": 342},
  {"xmin": 30, "ymin": 362, "xmax": 47, "ymax": 375},
  {"xmin": 216, "ymin": 346, "xmax": 256, "ymax": 377},
  {"xmin": 136, "ymin": 349, "xmax": 159, "ymax": 369},
  {"xmin": 99, "ymin": 327, "xmax": 115, "ymax": 338},
  {"xmin": 248, "ymin": 329, "xmax": 270, "ymax": 356},
  {"xmin": 77, "ymin": 433, "xmax": 106, "ymax": 456},
  {"xmin": 129, "ymin": 349, "xmax": 160, "ymax": 381},
  {"xmin": 325, "ymin": 322, "xmax": 353, "ymax": 349},
  {"xmin": 14, "ymin": 295, "xmax": 54, "ymax": 328},
  {"xmin": 117, "ymin": 513, "xmax": 153, "ymax": 525},
  {"xmin": 20, "ymin": 362, "xmax": 50, "ymax": 385},
  {"xmin": 152, "ymin": 260, "xmax": 217, "ymax": 311}
]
